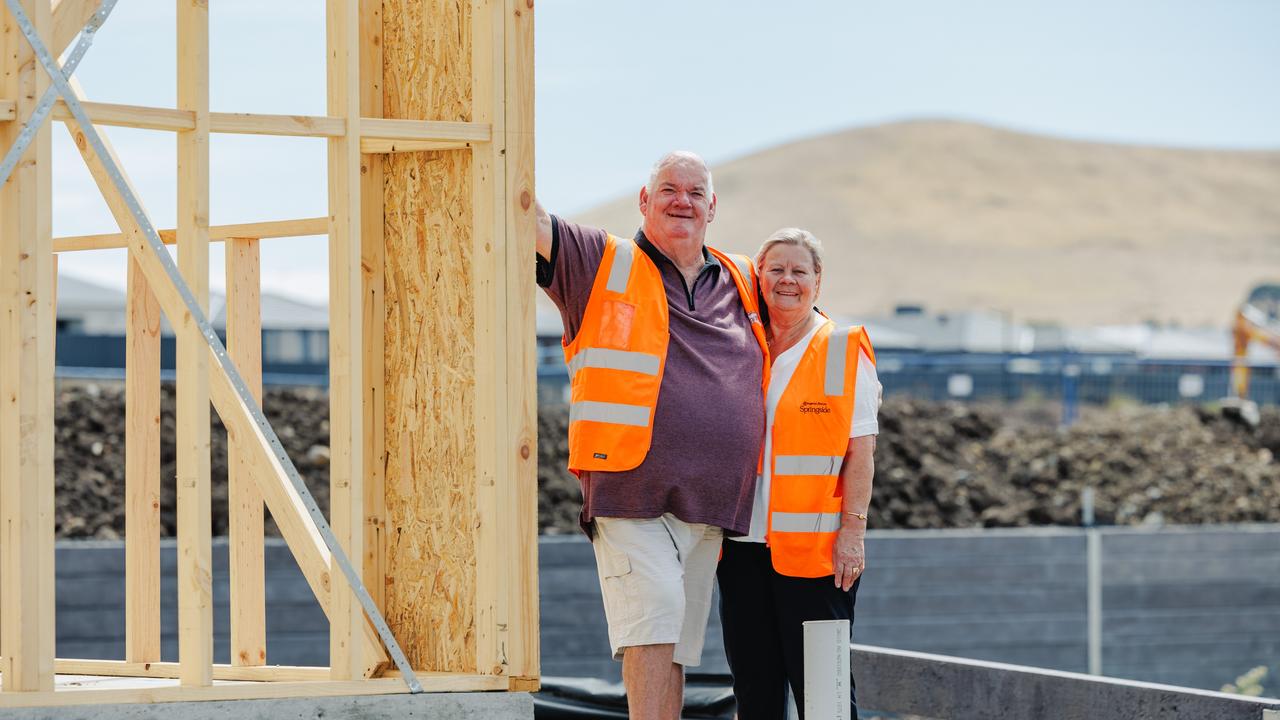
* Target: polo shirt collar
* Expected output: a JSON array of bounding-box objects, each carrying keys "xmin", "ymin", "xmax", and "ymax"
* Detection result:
[{"xmin": 634, "ymin": 229, "xmax": 720, "ymax": 274}]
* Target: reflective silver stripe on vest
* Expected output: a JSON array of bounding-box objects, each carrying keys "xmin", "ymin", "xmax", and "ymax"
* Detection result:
[
  {"xmin": 772, "ymin": 512, "xmax": 842, "ymax": 534},
  {"xmin": 606, "ymin": 239, "xmax": 635, "ymax": 294},
  {"xmin": 567, "ymin": 348, "xmax": 661, "ymax": 381},
  {"xmin": 775, "ymin": 454, "xmax": 842, "ymax": 476},
  {"xmin": 570, "ymin": 400, "xmax": 651, "ymax": 427},
  {"xmin": 729, "ymin": 254, "xmax": 755, "ymax": 298},
  {"xmin": 825, "ymin": 326, "xmax": 851, "ymax": 396}
]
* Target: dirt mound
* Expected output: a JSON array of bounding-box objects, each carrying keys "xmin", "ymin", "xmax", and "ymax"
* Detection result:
[
  {"xmin": 539, "ymin": 399, "xmax": 1280, "ymax": 534},
  {"xmin": 537, "ymin": 406, "xmax": 581, "ymax": 535},
  {"xmin": 53, "ymin": 382, "xmax": 331, "ymax": 539},
  {"xmin": 874, "ymin": 399, "xmax": 1280, "ymax": 529},
  {"xmin": 41, "ymin": 383, "xmax": 1280, "ymax": 538}
]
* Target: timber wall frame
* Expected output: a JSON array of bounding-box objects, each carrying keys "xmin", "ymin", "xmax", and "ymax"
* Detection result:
[{"xmin": 0, "ymin": 0, "xmax": 538, "ymax": 707}]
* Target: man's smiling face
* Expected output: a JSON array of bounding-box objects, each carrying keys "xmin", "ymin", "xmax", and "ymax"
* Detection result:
[{"xmin": 639, "ymin": 157, "xmax": 717, "ymax": 249}]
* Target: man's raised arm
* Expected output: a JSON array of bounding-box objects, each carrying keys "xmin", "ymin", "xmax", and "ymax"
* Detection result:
[{"xmin": 536, "ymin": 201, "xmax": 553, "ymax": 261}]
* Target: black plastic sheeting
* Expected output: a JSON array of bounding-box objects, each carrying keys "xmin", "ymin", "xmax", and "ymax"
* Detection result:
[{"xmin": 534, "ymin": 673, "xmax": 736, "ymax": 719}]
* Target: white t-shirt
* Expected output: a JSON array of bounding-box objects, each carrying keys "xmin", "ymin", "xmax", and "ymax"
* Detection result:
[{"xmin": 733, "ymin": 312, "xmax": 880, "ymax": 543}]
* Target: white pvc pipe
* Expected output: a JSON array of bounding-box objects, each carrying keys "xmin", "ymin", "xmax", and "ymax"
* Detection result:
[
  {"xmin": 803, "ymin": 619, "xmax": 852, "ymax": 720},
  {"xmin": 1087, "ymin": 528, "xmax": 1103, "ymax": 675},
  {"xmin": 1083, "ymin": 487, "xmax": 1103, "ymax": 676}
]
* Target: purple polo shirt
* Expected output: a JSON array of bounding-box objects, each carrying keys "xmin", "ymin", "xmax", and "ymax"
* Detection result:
[{"xmin": 537, "ymin": 216, "xmax": 765, "ymax": 536}]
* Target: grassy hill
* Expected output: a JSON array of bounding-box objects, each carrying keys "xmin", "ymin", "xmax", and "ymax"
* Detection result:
[{"xmin": 567, "ymin": 120, "xmax": 1280, "ymax": 326}]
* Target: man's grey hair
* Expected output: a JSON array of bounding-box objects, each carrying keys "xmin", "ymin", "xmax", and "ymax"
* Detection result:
[
  {"xmin": 646, "ymin": 151, "xmax": 714, "ymax": 196},
  {"xmin": 756, "ymin": 227, "xmax": 824, "ymax": 275}
]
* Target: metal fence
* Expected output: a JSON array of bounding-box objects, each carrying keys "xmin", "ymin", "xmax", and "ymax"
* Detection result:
[
  {"xmin": 875, "ymin": 352, "xmax": 1280, "ymax": 406},
  {"xmin": 55, "ymin": 330, "xmax": 329, "ymax": 386},
  {"xmin": 58, "ymin": 331, "xmax": 1280, "ymax": 409},
  {"xmin": 534, "ymin": 345, "xmax": 1280, "ymax": 410}
]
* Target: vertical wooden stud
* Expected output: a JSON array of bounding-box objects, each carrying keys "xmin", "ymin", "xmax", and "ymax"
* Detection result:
[
  {"xmin": 176, "ymin": 0, "xmax": 213, "ymax": 687},
  {"xmin": 125, "ymin": 253, "xmax": 162, "ymax": 663},
  {"xmin": 503, "ymin": 0, "xmax": 539, "ymax": 682},
  {"xmin": 327, "ymin": 0, "xmax": 366, "ymax": 680},
  {"xmin": 226, "ymin": 237, "xmax": 265, "ymax": 666},
  {"xmin": 470, "ymin": 0, "xmax": 508, "ymax": 678},
  {"xmin": 0, "ymin": 0, "xmax": 57, "ymax": 693},
  {"xmin": 358, "ymin": 0, "xmax": 387, "ymax": 616}
]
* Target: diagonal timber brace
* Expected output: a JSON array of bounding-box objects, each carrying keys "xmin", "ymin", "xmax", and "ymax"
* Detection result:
[{"xmin": 0, "ymin": 0, "xmax": 418, "ymax": 691}]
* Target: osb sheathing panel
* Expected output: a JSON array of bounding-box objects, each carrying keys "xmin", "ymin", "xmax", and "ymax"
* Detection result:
[{"xmin": 382, "ymin": 0, "xmax": 476, "ymax": 672}]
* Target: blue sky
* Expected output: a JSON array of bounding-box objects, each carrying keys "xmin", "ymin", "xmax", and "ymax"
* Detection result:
[
  {"xmin": 536, "ymin": 0, "xmax": 1280, "ymax": 212},
  {"xmin": 43, "ymin": 0, "xmax": 1280, "ymax": 302}
]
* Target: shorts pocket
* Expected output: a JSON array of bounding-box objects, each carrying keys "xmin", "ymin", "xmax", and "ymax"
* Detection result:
[
  {"xmin": 599, "ymin": 549, "xmax": 638, "ymax": 624},
  {"xmin": 600, "ymin": 548, "xmax": 632, "ymax": 579}
]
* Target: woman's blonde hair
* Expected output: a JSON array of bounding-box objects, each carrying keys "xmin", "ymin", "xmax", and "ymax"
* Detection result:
[{"xmin": 756, "ymin": 227, "xmax": 823, "ymax": 274}]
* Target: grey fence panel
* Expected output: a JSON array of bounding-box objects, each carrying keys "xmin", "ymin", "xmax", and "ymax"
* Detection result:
[
  {"xmin": 857, "ymin": 614, "xmax": 1087, "ymax": 648},
  {"xmin": 857, "ymin": 585, "xmax": 1086, "ymax": 616},
  {"xmin": 1105, "ymin": 608, "xmax": 1280, "ymax": 638},
  {"xmin": 1107, "ymin": 581, "xmax": 1280, "ymax": 610},
  {"xmin": 854, "ymin": 536, "xmax": 1090, "ymax": 674},
  {"xmin": 860, "ymin": 527, "xmax": 1087, "ymax": 556},
  {"xmin": 52, "ymin": 525, "xmax": 1280, "ymax": 694},
  {"xmin": 1096, "ymin": 525, "xmax": 1280, "ymax": 690}
]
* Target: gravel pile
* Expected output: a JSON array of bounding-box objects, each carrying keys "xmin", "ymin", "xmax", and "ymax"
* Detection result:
[
  {"xmin": 52, "ymin": 382, "xmax": 331, "ymax": 539},
  {"xmin": 540, "ymin": 399, "xmax": 1280, "ymax": 534},
  {"xmin": 873, "ymin": 399, "xmax": 1280, "ymax": 529},
  {"xmin": 37, "ymin": 383, "xmax": 1280, "ymax": 539}
]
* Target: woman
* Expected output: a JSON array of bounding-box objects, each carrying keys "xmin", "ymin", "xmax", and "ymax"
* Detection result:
[{"xmin": 717, "ymin": 228, "xmax": 879, "ymax": 719}]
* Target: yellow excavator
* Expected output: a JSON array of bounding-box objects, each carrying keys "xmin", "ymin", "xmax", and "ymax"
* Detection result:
[{"xmin": 1231, "ymin": 283, "xmax": 1280, "ymax": 400}]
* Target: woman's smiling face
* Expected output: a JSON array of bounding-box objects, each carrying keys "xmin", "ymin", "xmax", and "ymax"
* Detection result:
[{"xmin": 759, "ymin": 242, "xmax": 821, "ymax": 315}]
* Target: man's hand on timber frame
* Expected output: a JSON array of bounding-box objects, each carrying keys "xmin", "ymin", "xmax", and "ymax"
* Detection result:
[{"xmin": 536, "ymin": 201, "xmax": 553, "ymax": 261}]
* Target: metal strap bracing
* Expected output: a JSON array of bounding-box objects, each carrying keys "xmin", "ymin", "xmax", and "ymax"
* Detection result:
[{"xmin": 0, "ymin": 0, "xmax": 423, "ymax": 693}]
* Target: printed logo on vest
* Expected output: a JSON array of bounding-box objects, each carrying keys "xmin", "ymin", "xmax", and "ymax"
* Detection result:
[
  {"xmin": 800, "ymin": 401, "xmax": 831, "ymax": 415},
  {"xmin": 593, "ymin": 452, "xmax": 608, "ymax": 460}
]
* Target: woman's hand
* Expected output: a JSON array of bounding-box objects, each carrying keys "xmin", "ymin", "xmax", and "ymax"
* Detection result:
[{"xmin": 832, "ymin": 525, "xmax": 866, "ymax": 591}]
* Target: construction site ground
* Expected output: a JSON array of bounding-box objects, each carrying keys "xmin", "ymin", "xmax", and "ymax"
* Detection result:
[{"xmin": 42, "ymin": 381, "xmax": 1279, "ymax": 540}]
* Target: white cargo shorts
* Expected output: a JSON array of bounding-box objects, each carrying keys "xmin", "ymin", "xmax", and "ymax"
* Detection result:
[{"xmin": 591, "ymin": 513, "xmax": 723, "ymax": 667}]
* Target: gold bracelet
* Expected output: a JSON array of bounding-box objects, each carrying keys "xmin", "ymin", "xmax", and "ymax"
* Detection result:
[{"xmin": 843, "ymin": 511, "xmax": 868, "ymax": 520}]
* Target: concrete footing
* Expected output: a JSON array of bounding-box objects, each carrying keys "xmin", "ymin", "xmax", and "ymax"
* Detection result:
[{"xmin": 1, "ymin": 692, "xmax": 534, "ymax": 720}]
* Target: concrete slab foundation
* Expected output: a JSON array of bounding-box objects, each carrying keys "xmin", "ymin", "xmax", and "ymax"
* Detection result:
[{"xmin": 0, "ymin": 692, "xmax": 534, "ymax": 720}]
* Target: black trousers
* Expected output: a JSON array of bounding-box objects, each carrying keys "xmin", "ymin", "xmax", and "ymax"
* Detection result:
[{"xmin": 717, "ymin": 540, "xmax": 859, "ymax": 720}]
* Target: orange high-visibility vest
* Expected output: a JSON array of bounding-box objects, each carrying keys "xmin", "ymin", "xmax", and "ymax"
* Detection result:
[
  {"xmin": 766, "ymin": 321, "xmax": 875, "ymax": 577},
  {"xmin": 563, "ymin": 234, "xmax": 767, "ymax": 473}
]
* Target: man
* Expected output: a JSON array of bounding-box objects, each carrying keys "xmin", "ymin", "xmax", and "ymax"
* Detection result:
[{"xmin": 536, "ymin": 151, "xmax": 767, "ymax": 719}]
